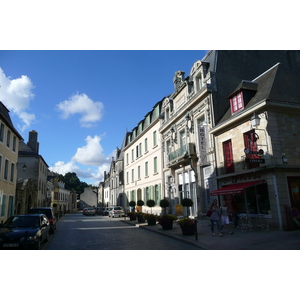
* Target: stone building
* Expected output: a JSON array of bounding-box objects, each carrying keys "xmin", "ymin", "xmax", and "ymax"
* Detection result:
[
  {"xmin": 0, "ymin": 102, "xmax": 23, "ymax": 222},
  {"xmin": 210, "ymin": 60, "xmax": 300, "ymax": 230}
]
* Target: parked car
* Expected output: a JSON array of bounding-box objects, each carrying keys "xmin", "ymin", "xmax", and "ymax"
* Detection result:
[
  {"xmin": 28, "ymin": 207, "xmax": 57, "ymax": 234},
  {"xmin": 96, "ymin": 207, "xmax": 105, "ymax": 215},
  {"xmin": 0, "ymin": 214, "xmax": 50, "ymax": 250},
  {"xmin": 108, "ymin": 206, "xmax": 125, "ymax": 218},
  {"xmin": 103, "ymin": 207, "xmax": 112, "ymax": 216},
  {"xmin": 85, "ymin": 207, "xmax": 96, "ymax": 216},
  {"xmin": 82, "ymin": 208, "xmax": 88, "ymax": 215}
]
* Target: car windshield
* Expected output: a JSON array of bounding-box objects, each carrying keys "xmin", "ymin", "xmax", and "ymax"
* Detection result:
[
  {"xmin": 4, "ymin": 216, "xmax": 40, "ymax": 228},
  {"xmin": 29, "ymin": 209, "xmax": 51, "ymax": 218}
]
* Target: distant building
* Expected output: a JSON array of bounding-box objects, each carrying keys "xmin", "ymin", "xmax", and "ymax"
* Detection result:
[{"xmin": 80, "ymin": 187, "xmax": 97, "ymax": 207}]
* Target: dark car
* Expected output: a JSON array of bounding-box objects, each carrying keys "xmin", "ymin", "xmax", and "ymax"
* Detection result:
[
  {"xmin": 0, "ymin": 214, "xmax": 50, "ymax": 250},
  {"xmin": 28, "ymin": 207, "xmax": 57, "ymax": 234},
  {"xmin": 96, "ymin": 207, "xmax": 105, "ymax": 215}
]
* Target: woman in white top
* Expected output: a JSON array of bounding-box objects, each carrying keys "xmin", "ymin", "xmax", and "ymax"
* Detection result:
[{"xmin": 220, "ymin": 200, "xmax": 233, "ymax": 234}]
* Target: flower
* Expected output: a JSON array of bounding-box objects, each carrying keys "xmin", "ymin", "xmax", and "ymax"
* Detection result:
[
  {"xmin": 176, "ymin": 217, "xmax": 196, "ymax": 226},
  {"xmin": 144, "ymin": 213, "xmax": 156, "ymax": 220},
  {"xmin": 157, "ymin": 214, "xmax": 177, "ymax": 225}
]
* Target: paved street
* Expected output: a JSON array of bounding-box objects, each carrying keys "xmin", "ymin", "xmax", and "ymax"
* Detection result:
[{"xmin": 44, "ymin": 212, "xmax": 201, "ymax": 250}]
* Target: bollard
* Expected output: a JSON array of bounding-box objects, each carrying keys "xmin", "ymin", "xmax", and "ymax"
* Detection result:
[{"xmin": 195, "ymin": 218, "xmax": 198, "ymax": 240}]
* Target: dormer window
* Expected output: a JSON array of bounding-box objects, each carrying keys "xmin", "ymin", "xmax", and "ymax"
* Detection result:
[{"xmin": 230, "ymin": 92, "xmax": 244, "ymax": 114}]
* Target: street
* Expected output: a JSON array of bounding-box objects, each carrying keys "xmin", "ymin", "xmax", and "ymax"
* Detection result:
[{"xmin": 43, "ymin": 212, "xmax": 201, "ymax": 250}]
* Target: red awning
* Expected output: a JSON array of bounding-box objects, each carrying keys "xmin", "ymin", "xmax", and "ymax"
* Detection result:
[{"xmin": 210, "ymin": 180, "xmax": 265, "ymax": 196}]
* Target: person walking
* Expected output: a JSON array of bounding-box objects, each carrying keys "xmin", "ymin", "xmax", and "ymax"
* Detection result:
[
  {"xmin": 209, "ymin": 199, "xmax": 223, "ymax": 237},
  {"xmin": 220, "ymin": 200, "xmax": 233, "ymax": 234}
]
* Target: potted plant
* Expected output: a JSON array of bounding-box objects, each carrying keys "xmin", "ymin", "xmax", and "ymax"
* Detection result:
[
  {"xmin": 144, "ymin": 213, "xmax": 157, "ymax": 226},
  {"xmin": 127, "ymin": 211, "xmax": 137, "ymax": 221},
  {"xmin": 157, "ymin": 214, "xmax": 177, "ymax": 230},
  {"xmin": 129, "ymin": 200, "xmax": 136, "ymax": 212},
  {"xmin": 137, "ymin": 200, "xmax": 144, "ymax": 213},
  {"xmin": 146, "ymin": 200, "xmax": 155, "ymax": 214},
  {"xmin": 160, "ymin": 199, "xmax": 170, "ymax": 215},
  {"xmin": 181, "ymin": 198, "xmax": 193, "ymax": 217},
  {"xmin": 177, "ymin": 217, "xmax": 196, "ymax": 235}
]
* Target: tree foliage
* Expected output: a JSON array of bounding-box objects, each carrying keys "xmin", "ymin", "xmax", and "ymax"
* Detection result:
[{"xmin": 58, "ymin": 172, "xmax": 90, "ymax": 198}]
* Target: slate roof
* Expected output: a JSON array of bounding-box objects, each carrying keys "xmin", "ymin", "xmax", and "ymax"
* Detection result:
[
  {"xmin": 217, "ymin": 60, "xmax": 300, "ymax": 125},
  {"xmin": 0, "ymin": 101, "xmax": 23, "ymax": 140}
]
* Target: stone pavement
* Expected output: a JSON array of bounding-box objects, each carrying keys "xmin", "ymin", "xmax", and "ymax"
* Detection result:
[{"xmin": 120, "ymin": 217, "xmax": 300, "ymax": 250}]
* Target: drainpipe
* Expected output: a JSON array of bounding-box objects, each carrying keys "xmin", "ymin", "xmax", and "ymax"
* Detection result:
[{"xmin": 272, "ymin": 175, "xmax": 283, "ymax": 230}]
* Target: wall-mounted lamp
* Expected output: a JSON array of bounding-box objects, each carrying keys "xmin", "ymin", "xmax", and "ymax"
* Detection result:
[
  {"xmin": 250, "ymin": 112, "xmax": 261, "ymax": 129},
  {"xmin": 18, "ymin": 163, "xmax": 27, "ymax": 172},
  {"xmin": 282, "ymin": 153, "xmax": 288, "ymax": 164}
]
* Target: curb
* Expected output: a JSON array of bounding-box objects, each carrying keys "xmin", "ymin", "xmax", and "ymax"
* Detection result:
[{"xmin": 120, "ymin": 219, "xmax": 208, "ymax": 250}]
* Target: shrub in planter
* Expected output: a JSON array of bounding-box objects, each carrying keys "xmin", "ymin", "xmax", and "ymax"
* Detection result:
[
  {"xmin": 160, "ymin": 199, "xmax": 170, "ymax": 215},
  {"xmin": 129, "ymin": 200, "xmax": 136, "ymax": 212},
  {"xmin": 137, "ymin": 212, "xmax": 145, "ymax": 223},
  {"xmin": 137, "ymin": 200, "xmax": 144, "ymax": 213},
  {"xmin": 157, "ymin": 214, "xmax": 177, "ymax": 230},
  {"xmin": 144, "ymin": 213, "xmax": 157, "ymax": 225},
  {"xmin": 146, "ymin": 200, "xmax": 155, "ymax": 214},
  {"xmin": 176, "ymin": 217, "xmax": 196, "ymax": 235},
  {"xmin": 127, "ymin": 212, "xmax": 137, "ymax": 221},
  {"xmin": 181, "ymin": 198, "xmax": 193, "ymax": 216}
]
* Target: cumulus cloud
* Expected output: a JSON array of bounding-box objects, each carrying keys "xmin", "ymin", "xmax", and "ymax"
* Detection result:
[
  {"xmin": 49, "ymin": 135, "xmax": 116, "ymax": 184},
  {"xmin": 72, "ymin": 135, "xmax": 108, "ymax": 166},
  {"xmin": 56, "ymin": 93, "xmax": 104, "ymax": 127},
  {"xmin": 0, "ymin": 67, "xmax": 35, "ymax": 131}
]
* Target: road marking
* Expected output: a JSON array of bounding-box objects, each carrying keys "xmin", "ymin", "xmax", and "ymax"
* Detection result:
[{"xmin": 73, "ymin": 226, "xmax": 138, "ymax": 230}]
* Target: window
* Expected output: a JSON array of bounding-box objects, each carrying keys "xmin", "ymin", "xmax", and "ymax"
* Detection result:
[
  {"xmin": 145, "ymin": 161, "xmax": 148, "ymax": 177},
  {"xmin": 126, "ymin": 172, "xmax": 129, "ymax": 184},
  {"xmin": 131, "ymin": 149, "xmax": 134, "ymax": 162},
  {"xmin": 10, "ymin": 163, "xmax": 15, "ymax": 183},
  {"xmin": 131, "ymin": 169, "xmax": 134, "ymax": 182},
  {"xmin": 244, "ymin": 130, "xmax": 259, "ymax": 169},
  {"xmin": 145, "ymin": 138, "xmax": 148, "ymax": 152},
  {"xmin": 154, "ymin": 157, "xmax": 158, "ymax": 173},
  {"xmin": 0, "ymin": 195, "xmax": 6, "ymax": 217},
  {"xmin": 153, "ymin": 131, "xmax": 157, "ymax": 147},
  {"xmin": 139, "ymin": 143, "xmax": 142, "ymax": 156},
  {"xmin": 126, "ymin": 153, "xmax": 129, "ymax": 165},
  {"xmin": 4, "ymin": 159, "xmax": 9, "ymax": 181},
  {"xmin": 12, "ymin": 136, "xmax": 17, "ymax": 152},
  {"xmin": 6, "ymin": 130, "xmax": 11, "ymax": 148},
  {"xmin": 223, "ymin": 140, "xmax": 234, "ymax": 173},
  {"xmin": 138, "ymin": 166, "xmax": 141, "ymax": 180},
  {"xmin": 0, "ymin": 123, "xmax": 4, "ymax": 143},
  {"xmin": 0, "ymin": 156, "xmax": 2, "ymax": 180},
  {"xmin": 230, "ymin": 92, "xmax": 244, "ymax": 113},
  {"xmin": 179, "ymin": 130, "xmax": 186, "ymax": 147}
]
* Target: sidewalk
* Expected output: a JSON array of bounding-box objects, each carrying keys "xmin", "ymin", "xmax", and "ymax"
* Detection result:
[{"xmin": 120, "ymin": 218, "xmax": 300, "ymax": 250}]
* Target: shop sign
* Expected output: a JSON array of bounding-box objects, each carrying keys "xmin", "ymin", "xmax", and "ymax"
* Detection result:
[{"xmin": 245, "ymin": 158, "xmax": 265, "ymax": 163}]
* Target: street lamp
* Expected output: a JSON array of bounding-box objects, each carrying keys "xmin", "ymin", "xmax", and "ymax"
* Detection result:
[
  {"xmin": 250, "ymin": 112, "xmax": 261, "ymax": 128},
  {"xmin": 18, "ymin": 163, "xmax": 27, "ymax": 172}
]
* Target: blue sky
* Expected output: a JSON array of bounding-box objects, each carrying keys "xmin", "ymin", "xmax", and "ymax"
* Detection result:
[{"xmin": 0, "ymin": 50, "xmax": 208, "ymax": 185}]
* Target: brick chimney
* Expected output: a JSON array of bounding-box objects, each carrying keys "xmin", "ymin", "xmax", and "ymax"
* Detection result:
[{"xmin": 27, "ymin": 130, "xmax": 39, "ymax": 153}]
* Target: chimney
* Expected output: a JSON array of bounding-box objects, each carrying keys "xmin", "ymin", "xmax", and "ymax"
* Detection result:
[{"xmin": 27, "ymin": 130, "xmax": 39, "ymax": 153}]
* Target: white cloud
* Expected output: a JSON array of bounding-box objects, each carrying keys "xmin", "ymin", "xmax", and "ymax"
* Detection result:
[
  {"xmin": 0, "ymin": 67, "xmax": 35, "ymax": 131},
  {"xmin": 72, "ymin": 135, "xmax": 108, "ymax": 166},
  {"xmin": 49, "ymin": 135, "xmax": 116, "ymax": 184},
  {"xmin": 56, "ymin": 93, "xmax": 104, "ymax": 127}
]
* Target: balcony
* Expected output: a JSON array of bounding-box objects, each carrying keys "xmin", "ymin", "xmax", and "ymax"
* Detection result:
[{"xmin": 167, "ymin": 143, "xmax": 196, "ymax": 168}]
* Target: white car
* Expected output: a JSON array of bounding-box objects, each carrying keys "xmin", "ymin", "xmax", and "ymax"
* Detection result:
[
  {"xmin": 108, "ymin": 206, "xmax": 125, "ymax": 218},
  {"xmin": 85, "ymin": 207, "xmax": 96, "ymax": 216}
]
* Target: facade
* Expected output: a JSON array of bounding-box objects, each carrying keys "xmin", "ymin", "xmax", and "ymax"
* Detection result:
[
  {"xmin": 18, "ymin": 130, "xmax": 49, "ymax": 207},
  {"xmin": 0, "ymin": 102, "xmax": 23, "ymax": 222},
  {"xmin": 97, "ymin": 181, "xmax": 104, "ymax": 207},
  {"xmin": 123, "ymin": 101, "xmax": 163, "ymax": 214},
  {"xmin": 159, "ymin": 50, "xmax": 300, "ymax": 221},
  {"xmin": 80, "ymin": 187, "xmax": 97, "ymax": 207},
  {"xmin": 210, "ymin": 59, "xmax": 300, "ymax": 230}
]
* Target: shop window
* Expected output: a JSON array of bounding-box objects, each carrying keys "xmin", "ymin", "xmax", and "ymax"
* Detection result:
[{"xmin": 223, "ymin": 140, "xmax": 234, "ymax": 173}]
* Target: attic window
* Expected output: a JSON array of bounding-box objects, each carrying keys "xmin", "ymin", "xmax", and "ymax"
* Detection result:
[{"xmin": 230, "ymin": 92, "xmax": 244, "ymax": 114}]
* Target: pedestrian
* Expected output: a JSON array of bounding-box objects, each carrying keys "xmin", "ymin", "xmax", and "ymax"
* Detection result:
[
  {"xmin": 209, "ymin": 199, "xmax": 223, "ymax": 237},
  {"xmin": 231, "ymin": 196, "xmax": 239, "ymax": 228},
  {"xmin": 220, "ymin": 200, "xmax": 233, "ymax": 234}
]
